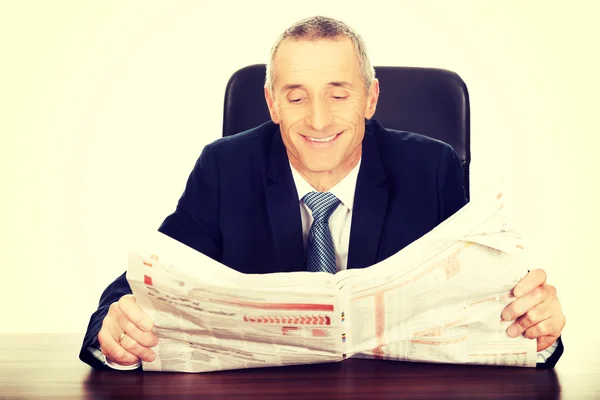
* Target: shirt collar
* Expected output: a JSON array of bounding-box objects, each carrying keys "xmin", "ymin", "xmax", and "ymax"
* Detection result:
[{"xmin": 290, "ymin": 159, "xmax": 361, "ymax": 211}]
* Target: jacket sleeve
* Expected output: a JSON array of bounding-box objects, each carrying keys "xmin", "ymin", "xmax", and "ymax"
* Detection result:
[
  {"xmin": 78, "ymin": 272, "xmax": 136, "ymax": 370},
  {"xmin": 80, "ymin": 144, "xmax": 223, "ymax": 370},
  {"xmin": 158, "ymin": 143, "xmax": 222, "ymax": 261},
  {"xmin": 536, "ymin": 337, "xmax": 564, "ymax": 368},
  {"xmin": 437, "ymin": 144, "xmax": 469, "ymax": 221}
]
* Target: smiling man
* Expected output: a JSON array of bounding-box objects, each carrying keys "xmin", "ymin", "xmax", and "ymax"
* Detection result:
[
  {"xmin": 265, "ymin": 35, "xmax": 377, "ymax": 192},
  {"xmin": 80, "ymin": 16, "xmax": 565, "ymax": 371}
]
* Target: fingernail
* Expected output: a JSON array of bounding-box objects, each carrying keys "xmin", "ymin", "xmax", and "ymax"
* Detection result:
[
  {"xmin": 141, "ymin": 320, "xmax": 153, "ymax": 331},
  {"xmin": 147, "ymin": 353, "xmax": 155, "ymax": 362},
  {"xmin": 506, "ymin": 325, "xmax": 518, "ymax": 338}
]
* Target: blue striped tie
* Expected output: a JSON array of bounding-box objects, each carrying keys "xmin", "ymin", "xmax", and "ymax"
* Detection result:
[{"xmin": 302, "ymin": 192, "xmax": 341, "ymax": 274}]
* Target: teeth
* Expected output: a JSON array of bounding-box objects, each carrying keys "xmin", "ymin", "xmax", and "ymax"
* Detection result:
[{"xmin": 306, "ymin": 134, "xmax": 338, "ymax": 143}]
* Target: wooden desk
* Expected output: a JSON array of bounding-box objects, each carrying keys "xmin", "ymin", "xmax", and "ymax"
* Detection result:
[{"xmin": 0, "ymin": 334, "xmax": 597, "ymax": 399}]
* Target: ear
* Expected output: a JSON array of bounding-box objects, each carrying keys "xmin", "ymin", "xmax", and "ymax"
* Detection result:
[
  {"xmin": 264, "ymin": 86, "xmax": 280, "ymax": 124},
  {"xmin": 364, "ymin": 78, "xmax": 380, "ymax": 120}
]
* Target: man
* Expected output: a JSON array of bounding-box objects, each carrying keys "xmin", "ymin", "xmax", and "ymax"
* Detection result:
[{"xmin": 80, "ymin": 16, "xmax": 565, "ymax": 370}]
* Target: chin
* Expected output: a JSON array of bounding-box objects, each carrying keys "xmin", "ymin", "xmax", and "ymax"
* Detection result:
[{"xmin": 303, "ymin": 159, "xmax": 341, "ymax": 174}]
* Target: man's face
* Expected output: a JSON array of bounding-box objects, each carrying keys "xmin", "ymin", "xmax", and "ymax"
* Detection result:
[{"xmin": 265, "ymin": 37, "xmax": 379, "ymax": 177}]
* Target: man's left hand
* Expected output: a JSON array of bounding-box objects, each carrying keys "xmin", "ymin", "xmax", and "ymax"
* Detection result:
[{"xmin": 501, "ymin": 269, "xmax": 566, "ymax": 351}]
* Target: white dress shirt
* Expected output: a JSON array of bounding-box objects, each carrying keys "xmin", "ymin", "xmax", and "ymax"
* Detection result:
[
  {"xmin": 290, "ymin": 159, "xmax": 361, "ymax": 272},
  {"xmin": 97, "ymin": 158, "xmax": 557, "ymax": 369},
  {"xmin": 89, "ymin": 346, "xmax": 141, "ymax": 370}
]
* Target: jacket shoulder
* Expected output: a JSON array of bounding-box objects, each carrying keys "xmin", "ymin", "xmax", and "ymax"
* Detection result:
[
  {"xmin": 367, "ymin": 119, "xmax": 453, "ymax": 154},
  {"xmin": 209, "ymin": 120, "xmax": 277, "ymax": 155}
]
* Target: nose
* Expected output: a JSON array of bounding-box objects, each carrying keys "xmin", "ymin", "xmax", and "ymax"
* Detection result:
[{"xmin": 306, "ymin": 98, "xmax": 333, "ymax": 131}]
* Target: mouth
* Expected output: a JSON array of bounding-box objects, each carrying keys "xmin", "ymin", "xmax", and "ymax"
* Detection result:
[{"xmin": 302, "ymin": 132, "xmax": 343, "ymax": 145}]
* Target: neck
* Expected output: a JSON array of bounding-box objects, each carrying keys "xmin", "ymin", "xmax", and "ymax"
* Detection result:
[{"xmin": 289, "ymin": 146, "xmax": 361, "ymax": 192}]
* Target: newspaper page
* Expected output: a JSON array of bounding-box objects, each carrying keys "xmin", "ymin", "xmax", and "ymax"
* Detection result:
[
  {"xmin": 127, "ymin": 235, "xmax": 343, "ymax": 372},
  {"xmin": 337, "ymin": 185, "xmax": 537, "ymax": 367},
  {"xmin": 127, "ymin": 183, "xmax": 537, "ymax": 372}
]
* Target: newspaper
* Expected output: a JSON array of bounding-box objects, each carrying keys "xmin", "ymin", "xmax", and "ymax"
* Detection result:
[{"xmin": 127, "ymin": 186, "xmax": 537, "ymax": 372}]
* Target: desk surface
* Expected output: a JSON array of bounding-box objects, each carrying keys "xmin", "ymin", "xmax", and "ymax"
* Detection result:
[{"xmin": 0, "ymin": 334, "xmax": 597, "ymax": 399}]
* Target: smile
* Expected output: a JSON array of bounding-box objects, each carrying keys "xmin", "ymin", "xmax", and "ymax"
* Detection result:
[{"xmin": 303, "ymin": 132, "xmax": 342, "ymax": 144}]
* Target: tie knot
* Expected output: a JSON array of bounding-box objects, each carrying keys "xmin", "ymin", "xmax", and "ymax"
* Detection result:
[{"xmin": 302, "ymin": 192, "xmax": 340, "ymax": 222}]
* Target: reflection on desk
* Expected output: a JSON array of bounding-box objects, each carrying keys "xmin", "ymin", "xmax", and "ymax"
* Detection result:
[{"xmin": 0, "ymin": 333, "xmax": 596, "ymax": 399}]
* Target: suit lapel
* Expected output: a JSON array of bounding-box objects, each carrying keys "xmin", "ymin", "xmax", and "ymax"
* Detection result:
[
  {"xmin": 347, "ymin": 124, "xmax": 389, "ymax": 269},
  {"xmin": 265, "ymin": 128, "xmax": 305, "ymax": 273}
]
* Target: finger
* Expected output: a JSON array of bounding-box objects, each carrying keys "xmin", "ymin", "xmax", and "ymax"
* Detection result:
[
  {"xmin": 513, "ymin": 269, "xmax": 547, "ymax": 298},
  {"xmin": 119, "ymin": 333, "xmax": 156, "ymax": 363},
  {"xmin": 116, "ymin": 312, "xmax": 159, "ymax": 349},
  {"xmin": 502, "ymin": 285, "xmax": 547, "ymax": 322},
  {"xmin": 97, "ymin": 327, "xmax": 140, "ymax": 366},
  {"xmin": 116, "ymin": 298, "xmax": 159, "ymax": 349},
  {"xmin": 523, "ymin": 309, "xmax": 565, "ymax": 340},
  {"xmin": 506, "ymin": 303, "xmax": 551, "ymax": 338},
  {"xmin": 104, "ymin": 300, "xmax": 158, "ymax": 363},
  {"xmin": 523, "ymin": 319, "xmax": 560, "ymax": 350},
  {"xmin": 118, "ymin": 295, "xmax": 154, "ymax": 332},
  {"xmin": 105, "ymin": 303, "xmax": 127, "ymax": 340}
]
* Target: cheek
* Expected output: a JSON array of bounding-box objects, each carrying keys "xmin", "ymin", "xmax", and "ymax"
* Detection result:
[
  {"xmin": 350, "ymin": 99, "xmax": 367, "ymax": 116},
  {"xmin": 332, "ymin": 101, "xmax": 366, "ymax": 125},
  {"xmin": 278, "ymin": 107, "xmax": 306, "ymax": 130},
  {"xmin": 277, "ymin": 102, "xmax": 298, "ymax": 119},
  {"xmin": 277, "ymin": 111, "xmax": 303, "ymax": 145}
]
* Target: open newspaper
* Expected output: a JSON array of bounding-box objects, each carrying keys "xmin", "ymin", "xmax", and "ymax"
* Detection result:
[{"xmin": 127, "ymin": 185, "xmax": 537, "ymax": 372}]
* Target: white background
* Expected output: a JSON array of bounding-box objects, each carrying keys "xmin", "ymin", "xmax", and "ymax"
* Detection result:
[{"xmin": 1, "ymin": 1, "xmax": 597, "ymax": 340}]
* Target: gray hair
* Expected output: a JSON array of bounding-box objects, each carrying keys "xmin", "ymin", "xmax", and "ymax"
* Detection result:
[{"xmin": 265, "ymin": 16, "xmax": 375, "ymax": 95}]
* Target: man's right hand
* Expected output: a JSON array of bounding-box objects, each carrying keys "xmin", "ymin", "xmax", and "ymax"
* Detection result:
[{"xmin": 97, "ymin": 294, "xmax": 158, "ymax": 366}]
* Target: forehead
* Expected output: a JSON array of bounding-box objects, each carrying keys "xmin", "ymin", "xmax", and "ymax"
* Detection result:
[{"xmin": 272, "ymin": 37, "xmax": 361, "ymax": 89}]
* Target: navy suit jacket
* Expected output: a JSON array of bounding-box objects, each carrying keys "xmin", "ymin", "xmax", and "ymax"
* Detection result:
[{"xmin": 79, "ymin": 119, "xmax": 562, "ymax": 369}]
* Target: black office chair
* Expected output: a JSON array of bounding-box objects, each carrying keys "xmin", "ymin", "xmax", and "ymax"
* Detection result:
[{"xmin": 223, "ymin": 64, "xmax": 471, "ymax": 198}]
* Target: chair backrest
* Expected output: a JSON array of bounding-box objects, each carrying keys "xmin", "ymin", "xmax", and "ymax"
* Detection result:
[{"xmin": 223, "ymin": 64, "xmax": 470, "ymax": 198}]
